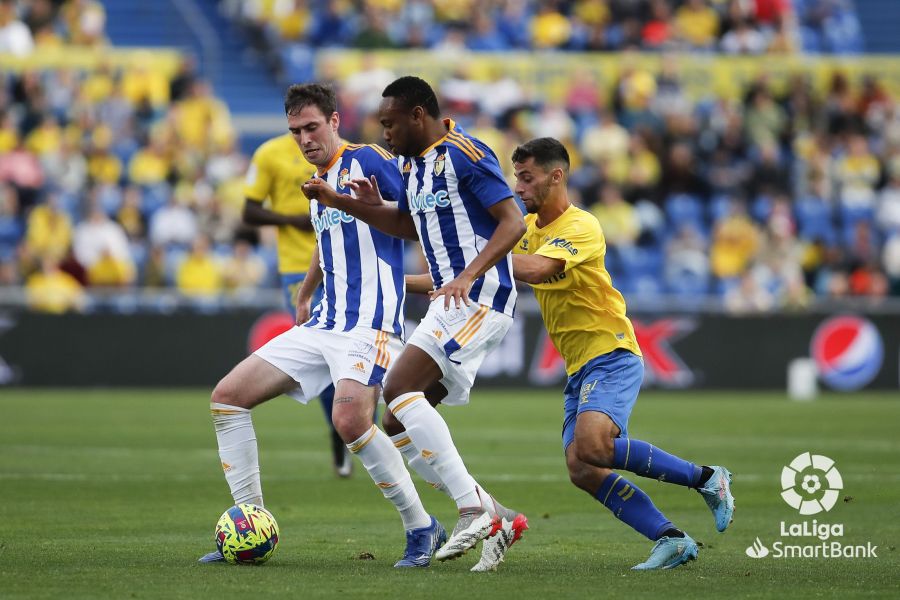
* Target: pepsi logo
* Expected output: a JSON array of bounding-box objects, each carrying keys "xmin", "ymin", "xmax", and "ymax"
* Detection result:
[
  {"xmin": 248, "ymin": 311, "xmax": 295, "ymax": 353},
  {"xmin": 810, "ymin": 316, "xmax": 883, "ymax": 391}
]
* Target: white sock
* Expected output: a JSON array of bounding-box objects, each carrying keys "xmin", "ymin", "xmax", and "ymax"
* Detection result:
[
  {"xmin": 211, "ymin": 402, "xmax": 263, "ymax": 507},
  {"xmin": 390, "ymin": 431, "xmax": 451, "ymax": 497},
  {"xmin": 348, "ymin": 425, "xmax": 431, "ymax": 531},
  {"xmin": 388, "ymin": 392, "xmax": 482, "ymax": 511}
]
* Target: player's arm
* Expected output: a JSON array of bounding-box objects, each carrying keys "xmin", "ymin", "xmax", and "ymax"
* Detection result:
[
  {"xmin": 405, "ymin": 273, "xmax": 434, "ymax": 294},
  {"xmin": 242, "ymin": 198, "xmax": 312, "ymax": 231},
  {"xmin": 294, "ymin": 247, "xmax": 322, "ymax": 324},
  {"xmin": 512, "ymin": 254, "xmax": 565, "ymax": 285},
  {"xmin": 302, "ymin": 175, "xmax": 418, "ymax": 241},
  {"xmin": 430, "ymin": 198, "xmax": 526, "ymax": 309}
]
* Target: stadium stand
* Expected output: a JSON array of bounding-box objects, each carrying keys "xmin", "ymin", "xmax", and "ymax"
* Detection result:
[{"xmin": 1, "ymin": 0, "xmax": 899, "ymax": 315}]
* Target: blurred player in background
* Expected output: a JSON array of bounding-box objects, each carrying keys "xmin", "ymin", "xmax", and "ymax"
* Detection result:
[
  {"xmin": 203, "ymin": 83, "xmax": 447, "ymax": 567},
  {"xmin": 305, "ymin": 76, "xmax": 528, "ymax": 571},
  {"xmin": 242, "ymin": 126, "xmax": 351, "ymax": 477},
  {"xmin": 510, "ymin": 137, "xmax": 735, "ymax": 570}
]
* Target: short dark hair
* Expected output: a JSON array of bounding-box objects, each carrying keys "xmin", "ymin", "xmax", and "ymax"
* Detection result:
[
  {"xmin": 284, "ymin": 83, "xmax": 336, "ymax": 117},
  {"xmin": 512, "ymin": 137, "xmax": 570, "ymax": 174},
  {"xmin": 382, "ymin": 76, "xmax": 440, "ymax": 118}
]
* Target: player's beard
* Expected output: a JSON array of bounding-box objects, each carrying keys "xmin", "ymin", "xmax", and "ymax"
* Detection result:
[{"xmin": 526, "ymin": 178, "xmax": 553, "ymax": 213}]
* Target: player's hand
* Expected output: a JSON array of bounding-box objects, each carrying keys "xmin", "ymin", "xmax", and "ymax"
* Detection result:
[
  {"xmin": 302, "ymin": 178, "xmax": 350, "ymax": 208},
  {"xmin": 347, "ymin": 175, "xmax": 384, "ymax": 207},
  {"xmin": 429, "ymin": 273, "xmax": 474, "ymax": 310},
  {"xmin": 301, "ymin": 177, "xmax": 326, "ymax": 200}
]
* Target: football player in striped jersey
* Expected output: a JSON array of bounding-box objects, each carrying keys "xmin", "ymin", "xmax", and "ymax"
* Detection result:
[
  {"xmin": 201, "ymin": 83, "xmax": 446, "ymax": 568},
  {"xmin": 305, "ymin": 76, "xmax": 528, "ymax": 570}
]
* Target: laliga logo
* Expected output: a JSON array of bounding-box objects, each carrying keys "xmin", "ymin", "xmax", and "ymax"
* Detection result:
[
  {"xmin": 781, "ymin": 452, "xmax": 843, "ymax": 515},
  {"xmin": 810, "ymin": 316, "xmax": 883, "ymax": 391}
]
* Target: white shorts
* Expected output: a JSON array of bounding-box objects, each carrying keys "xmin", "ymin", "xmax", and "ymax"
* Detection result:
[
  {"xmin": 406, "ymin": 299, "xmax": 513, "ymax": 406},
  {"xmin": 254, "ymin": 326, "xmax": 402, "ymax": 404}
]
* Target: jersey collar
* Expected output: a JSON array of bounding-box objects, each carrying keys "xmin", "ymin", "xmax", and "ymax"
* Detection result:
[
  {"xmin": 316, "ymin": 142, "xmax": 348, "ymax": 176},
  {"xmin": 419, "ymin": 118, "xmax": 456, "ymax": 157}
]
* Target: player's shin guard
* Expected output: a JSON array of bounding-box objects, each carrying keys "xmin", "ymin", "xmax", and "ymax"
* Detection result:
[
  {"xmin": 211, "ymin": 403, "xmax": 263, "ymax": 506},
  {"xmin": 388, "ymin": 392, "xmax": 481, "ymax": 510},
  {"xmin": 390, "ymin": 432, "xmax": 451, "ymax": 497},
  {"xmin": 613, "ymin": 438, "xmax": 704, "ymax": 488},
  {"xmin": 348, "ymin": 425, "xmax": 431, "ymax": 531},
  {"xmin": 595, "ymin": 472, "xmax": 674, "ymax": 541}
]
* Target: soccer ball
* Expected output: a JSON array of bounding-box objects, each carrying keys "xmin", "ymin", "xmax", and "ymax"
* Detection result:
[{"xmin": 214, "ymin": 503, "xmax": 280, "ymax": 564}]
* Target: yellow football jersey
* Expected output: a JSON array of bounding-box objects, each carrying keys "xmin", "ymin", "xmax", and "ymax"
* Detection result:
[
  {"xmin": 243, "ymin": 133, "xmax": 316, "ymax": 274},
  {"xmin": 516, "ymin": 205, "xmax": 641, "ymax": 375}
]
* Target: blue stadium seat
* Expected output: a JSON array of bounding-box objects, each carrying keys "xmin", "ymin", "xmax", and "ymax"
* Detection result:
[
  {"xmin": 751, "ymin": 194, "xmax": 773, "ymax": 223},
  {"xmin": 714, "ymin": 277, "xmax": 741, "ymax": 297},
  {"xmin": 618, "ymin": 246, "xmax": 664, "ymax": 277},
  {"xmin": 666, "ymin": 194, "xmax": 705, "ymax": 230},
  {"xmin": 708, "ymin": 195, "xmax": 733, "ymax": 224},
  {"xmin": 795, "ymin": 195, "xmax": 837, "ymax": 245},
  {"xmin": 667, "ymin": 272, "xmax": 710, "ymax": 297}
]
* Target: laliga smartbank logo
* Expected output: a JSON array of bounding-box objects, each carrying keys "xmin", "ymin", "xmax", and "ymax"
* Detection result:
[
  {"xmin": 780, "ymin": 451, "xmax": 843, "ymax": 515},
  {"xmin": 745, "ymin": 453, "xmax": 878, "ymax": 560}
]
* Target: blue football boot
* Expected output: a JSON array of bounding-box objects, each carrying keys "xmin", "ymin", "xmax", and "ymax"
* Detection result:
[
  {"xmin": 394, "ymin": 516, "xmax": 447, "ymax": 568},
  {"xmin": 632, "ymin": 534, "xmax": 699, "ymax": 570},
  {"xmin": 698, "ymin": 466, "xmax": 735, "ymax": 532},
  {"xmin": 198, "ymin": 550, "xmax": 225, "ymax": 563}
]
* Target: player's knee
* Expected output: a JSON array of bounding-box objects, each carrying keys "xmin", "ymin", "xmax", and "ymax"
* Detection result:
[
  {"xmin": 331, "ymin": 405, "xmax": 371, "ymax": 442},
  {"xmin": 565, "ymin": 452, "xmax": 597, "ymax": 492},
  {"xmin": 575, "ymin": 436, "xmax": 615, "ymax": 468},
  {"xmin": 382, "ymin": 379, "xmax": 403, "ymax": 405},
  {"xmin": 211, "ymin": 377, "xmax": 241, "ymax": 407},
  {"xmin": 381, "ymin": 408, "xmax": 405, "ymax": 436}
]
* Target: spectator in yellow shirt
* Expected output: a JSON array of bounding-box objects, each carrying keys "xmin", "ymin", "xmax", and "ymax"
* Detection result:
[
  {"xmin": 25, "ymin": 256, "xmax": 87, "ymax": 313},
  {"xmin": 176, "ymin": 235, "xmax": 222, "ymax": 297},
  {"xmin": 710, "ymin": 201, "xmax": 761, "ymax": 279},
  {"xmin": 23, "ymin": 195, "xmax": 72, "ymax": 264},
  {"xmin": 675, "ymin": 0, "xmax": 720, "ymax": 49},
  {"xmin": 87, "ymin": 248, "xmax": 136, "ymax": 287},
  {"xmin": 530, "ymin": 3, "xmax": 572, "ymax": 49},
  {"xmin": 590, "ymin": 184, "xmax": 641, "ymax": 248},
  {"xmin": 128, "ymin": 136, "xmax": 170, "ymax": 186}
]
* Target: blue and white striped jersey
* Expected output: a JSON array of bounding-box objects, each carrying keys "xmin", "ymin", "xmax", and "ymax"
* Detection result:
[
  {"xmin": 398, "ymin": 119, "xmax": 517, "ymax": 317},
  {"xmin": 305, "ymin": 143, "xmax": 406, "ymax": 337}
]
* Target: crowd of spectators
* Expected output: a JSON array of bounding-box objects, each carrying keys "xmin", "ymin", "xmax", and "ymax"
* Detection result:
[
  {"xmin": 223, "ymin": 0, "xmax": 863, "ymax": 81},
  {"xmin": 0, "ymin": 0, "xmax": 107, "ymax": 55},
  {"xmin": 0, "ymin": 0, "xmax": 262, "ymax": 312},
  {"xmin": 332, "ymin": 60, "xmax": 900, "ymax": 310},
  {"xmin": 2, "ymin": 0, "xmax": 897, "ymax": 314}
]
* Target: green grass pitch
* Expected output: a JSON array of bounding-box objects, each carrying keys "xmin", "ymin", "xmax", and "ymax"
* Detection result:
[{"xmin": 2, "ymin": 389, "xmax": 898, "ymax": 599}]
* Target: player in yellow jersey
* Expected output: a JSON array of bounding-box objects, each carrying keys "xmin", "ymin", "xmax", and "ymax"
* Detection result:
[
  {"xmin": 510, "ymin": 138, "xmax": 735, "ymax": 570},
  {"xmin": 242, "ymin": 133, "xmax": 350, "ymax": 477}
]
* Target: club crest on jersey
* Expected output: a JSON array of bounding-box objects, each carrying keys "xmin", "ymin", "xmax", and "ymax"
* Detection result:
[
  {"xmin": 338, "ymin": 168, "xmax": 351, "ymax": 189},
  {"xmin": 434, "ymin": 153, "xmax": 445, "ymax": 176}
]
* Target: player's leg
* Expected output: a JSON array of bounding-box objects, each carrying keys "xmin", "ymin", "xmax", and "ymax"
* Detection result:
[
  {"xmin": 562, "ymin": 392, "xmax": 697, "ymax": 570},
  {"xmin": 211, "ymin": 354, "xmax": 297, "ymax": 506},
  {"xmin": 565, "ymin": 444, "xmax": 698, "ymax": 569},
  {"xmin": 200, "ymin": 354, "xmax": 297, "ymax": 563},
  {"xmin": 383, "ymin": 345, "xmax": 499, "ymax": 558},
  {"xmin": 572, "ymin": 350, "xmax": 734, "ymax": 532},
  {"xmin": 384, "ymin": 380, "xmax": 525, "ymax": 571},
  {"xmin": 384, "ymin": 381, "xmax": 450, "ymax": 495},
  {"xmin": 385, "ymin": 305, "xmax": 528, "ymax": 561}
]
